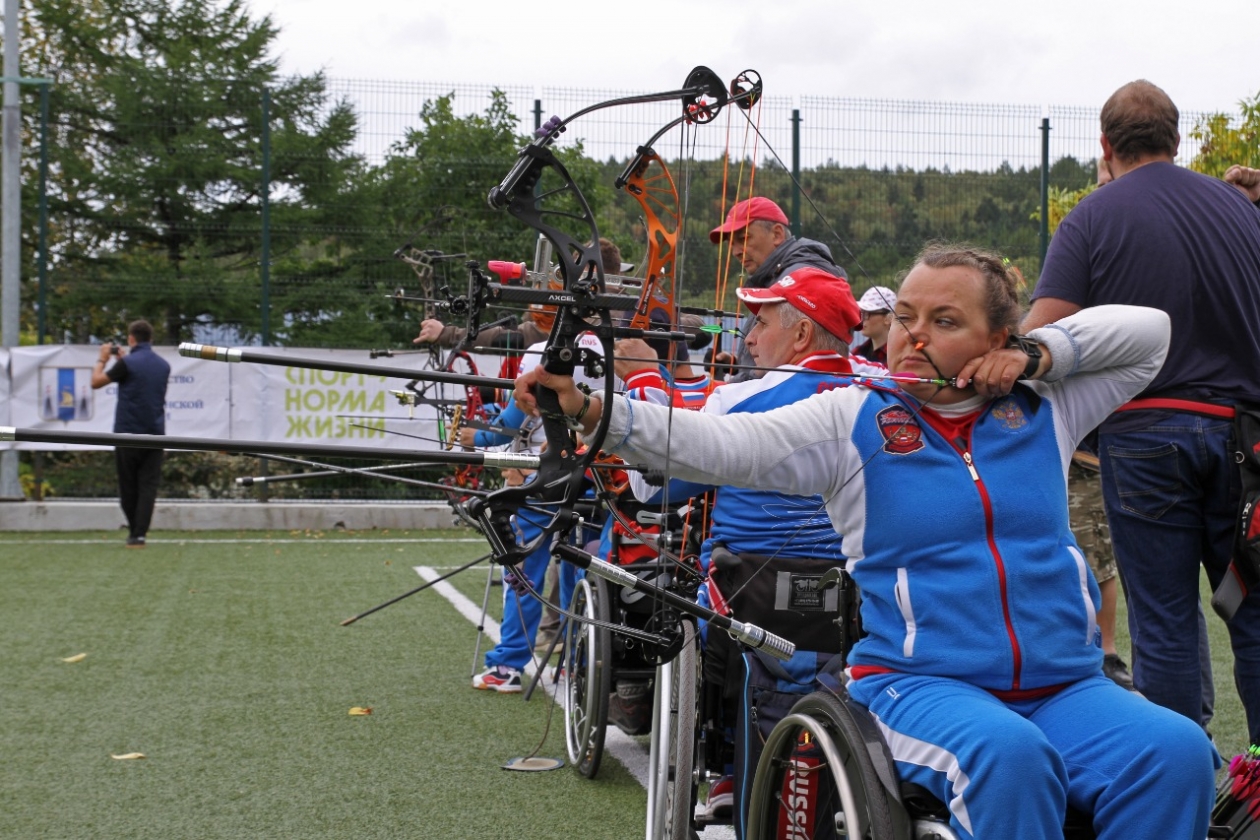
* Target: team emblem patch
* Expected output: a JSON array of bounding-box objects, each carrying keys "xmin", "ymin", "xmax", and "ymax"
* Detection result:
[
  {"xmin": 990, "ymin": 399, "xmax": 1028, "ymax": 431},
  {"xmin": 876, "ymin": 405, "xmax": 925, "ymax": 455}
]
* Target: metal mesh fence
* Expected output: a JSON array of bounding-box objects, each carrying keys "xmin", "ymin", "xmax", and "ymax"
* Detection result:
[{"xmin": 21, "ymin": 75, "xmax": 1233, "ymax": 498}]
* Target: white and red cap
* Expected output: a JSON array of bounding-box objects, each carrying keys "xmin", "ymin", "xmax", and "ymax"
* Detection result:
[
  {"xmin": 736, "ymin": 267, "xmax": 862, "ymax": 344},
  {"xmin": 857, "ymin": 285, "xmax": 898, "ymax": 313}
]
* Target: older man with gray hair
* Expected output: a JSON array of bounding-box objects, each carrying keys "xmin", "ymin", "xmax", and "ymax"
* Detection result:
[{"xmin": 709, "ymin": 197, "xmax": 845, "ymax": 380}]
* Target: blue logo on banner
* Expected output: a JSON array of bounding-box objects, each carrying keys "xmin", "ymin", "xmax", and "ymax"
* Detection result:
[{"xmin": 58, "ymin": 368, "xmax": 77, "ymax": 421}]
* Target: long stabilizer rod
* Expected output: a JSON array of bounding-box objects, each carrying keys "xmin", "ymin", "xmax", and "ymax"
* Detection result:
[
  {"xmin": 0, "ymin": 427, "xmax": 539, "ymax": 469},
  {"xmin": 177, "ymin": 343, "xmax": 514, "ymax": 390},
  {"xmin": 553, "ymin": 543, "xmax": 797, "ymax": 662}
]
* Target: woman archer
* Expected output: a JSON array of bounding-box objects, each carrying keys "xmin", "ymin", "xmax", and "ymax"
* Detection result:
[{"xmin": 516, "ymin": 243, "xmax": 1216, "ymax": 840}]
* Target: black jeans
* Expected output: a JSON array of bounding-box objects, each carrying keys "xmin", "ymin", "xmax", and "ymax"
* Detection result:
[{"xmin": 115, "ymin": 447, "xmax": 163, "ymax": 539}]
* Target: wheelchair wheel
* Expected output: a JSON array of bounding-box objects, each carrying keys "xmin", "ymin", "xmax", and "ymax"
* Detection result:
[
  {"xmin": 563, "ymin": 574, "xmax": 611, "ymax": 779},
  {"xmin": 747, "ymin": 690, "xmax": 904, "ymax": 840},
  {"xmin": 646, "ymin": 618, "xmax": 700, "ymax": 840}
]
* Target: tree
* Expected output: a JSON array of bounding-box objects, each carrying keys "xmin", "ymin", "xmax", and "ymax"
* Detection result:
[
  {"xmin": 339, "ymin": 90, "xmax": 614, "ymax": 350},
  {"xmin": 24, "ymin": 0, "xmax": 361, "ymax": 344},
  {"xmin": 1189, "ymin": 90, "xmax": 1260, "ymax": 177}
]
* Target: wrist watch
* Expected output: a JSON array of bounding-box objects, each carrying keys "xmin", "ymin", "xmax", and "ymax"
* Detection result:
[{"xmin": 1006, "ymin": 334, "xmax": 1043, "ymax": 379}]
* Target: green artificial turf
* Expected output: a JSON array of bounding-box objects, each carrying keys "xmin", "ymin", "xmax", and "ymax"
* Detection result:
[
  {"xmin": 0, "ymin": 530, "xmax": 644, "ymax": 840},
  {"xmin": 0, "ymin": 528, "xmax": 1251, "ymax": 840}
]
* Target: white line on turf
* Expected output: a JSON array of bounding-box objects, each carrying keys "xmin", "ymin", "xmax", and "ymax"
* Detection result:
[
  {"xmin": 415, "ymin": 565, "xmax": 650, "ymax": 784},
  {"xmin": 414, "ymin": 564, "xmax": 734, "ymax": 839}
]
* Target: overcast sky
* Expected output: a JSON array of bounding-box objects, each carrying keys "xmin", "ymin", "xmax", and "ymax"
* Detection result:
[{"xmin": 259, "ymin": 0, "xmax": 1259, "ymax": 114}]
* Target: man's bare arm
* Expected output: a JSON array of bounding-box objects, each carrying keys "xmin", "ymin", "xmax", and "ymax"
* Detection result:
[
  {"xmin": 1022, "ymin": 297, "xmax": 1083, "ymax": 332},
  {"xmin": 1224, "ymin": 165, "xmax": 1260, "ymax": 204}
]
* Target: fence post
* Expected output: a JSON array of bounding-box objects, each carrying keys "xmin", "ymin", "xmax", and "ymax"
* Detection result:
[
  {"xmin": 1039, "ymin": 112, "xmax": 1051, "ymax": 267},
  {"xmin": 791, "ymin": 108, "xmax": 802, "ymax": 236},
  {"xmin": 33, "ymin": 83, "xmax": 50, "ymax": 503},
  {"xmin": 37, "ymin": 83, "xmax": 49, "ymax": 346},
  {"xmin": 257, "ymin": 88, "xmax": 273, "ymax": 502},
  {"xmin": 260, "ymin": 87, "xmax": 271, "ymax": 347}
]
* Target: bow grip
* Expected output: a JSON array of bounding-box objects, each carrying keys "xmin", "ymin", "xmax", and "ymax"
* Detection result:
[{"xmin": 532, "ymin": 340, "xmax": 578, "ymax": 426}]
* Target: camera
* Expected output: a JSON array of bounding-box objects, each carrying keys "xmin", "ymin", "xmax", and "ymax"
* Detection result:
[{"xmin": 109, "ymin": 342, "xmax": 120, "ymax": 356}]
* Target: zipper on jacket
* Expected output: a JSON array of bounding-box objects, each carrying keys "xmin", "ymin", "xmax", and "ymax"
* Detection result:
[{"xmin": 952, "ymin": 435, "xmax": 1023, "ymax": 690}]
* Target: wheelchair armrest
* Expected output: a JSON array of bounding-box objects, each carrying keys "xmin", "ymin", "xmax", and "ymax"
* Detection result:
[
  {"xmin": 709, "ymin": 544, "xmax": 742, "ymax": 572},
  {"xmin": 818, "ymin": 566, "xmax": 848, "ymax": 591}
]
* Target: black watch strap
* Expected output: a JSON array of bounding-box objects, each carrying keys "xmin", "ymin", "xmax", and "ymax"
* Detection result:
[{"xmin": 1006, "ymin": 334, "xmax": 1042, "ymax": 379}]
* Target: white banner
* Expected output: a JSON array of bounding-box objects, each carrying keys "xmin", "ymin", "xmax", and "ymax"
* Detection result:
[
  {"xmin": 1, "ymin": 346, "xmax": 503, "ymax": 453},
  {"xmin": 0, "ymin": 348, "xmax": 10, "ymax": 427}
]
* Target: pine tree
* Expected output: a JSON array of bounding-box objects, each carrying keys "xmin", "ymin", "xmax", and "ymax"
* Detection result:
[{"xmin": 25, "ymin": 0, "xmax": 360, "ymax": 344}]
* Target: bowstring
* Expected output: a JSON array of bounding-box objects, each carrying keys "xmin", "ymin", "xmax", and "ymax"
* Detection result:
[
  {"xmin": 660, "ymin": 95, "xmax": 767, "ymax": 611},
  {"xmin": 695, "ymin": 105, "xmax": 964, "ymax": 621}
]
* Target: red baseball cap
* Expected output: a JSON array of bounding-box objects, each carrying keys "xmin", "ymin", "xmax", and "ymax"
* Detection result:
[
  {"xmin": 736, "ymin": 267, "xmax": 862, "ymax": 344},
  {"xmin": 709, "ymin": 197, "xmax": 790, "ymax": 243}
]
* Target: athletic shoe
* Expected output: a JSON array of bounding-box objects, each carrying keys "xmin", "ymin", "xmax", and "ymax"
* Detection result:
[
  {"xmin": 125, "ymin": 536, "xmax": 146, "ymax": 548},
  {"xmin": 472, "ymin": 665, "xmax": 522, "ymax": 693},
  {"xmin": 607, "ymin": 691, "xmax": 652, "ymax": 736},
  {"xmin": 1103, "ymin": 653, "xmax": 1135, "ymax": 691},
  {"xmin": 695, "ymin": 775, "xmax": 734, "ymax": 822}
]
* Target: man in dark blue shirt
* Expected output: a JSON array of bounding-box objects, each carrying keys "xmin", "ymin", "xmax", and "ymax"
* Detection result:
[
  {"xmin": 91, "ymin": 319, "xmax": 170, "ymax": 547},
  {"xmin": 1025, "ymin": 79, "xmax": 1260, "ymax": 747}
]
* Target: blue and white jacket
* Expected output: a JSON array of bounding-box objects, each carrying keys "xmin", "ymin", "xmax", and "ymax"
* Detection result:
[
  {"xmin": 629, "ymin": 352, "xmax": 862, "ymax": 563},
  {"xmin": 605, "ymin": 306, "xmax": 1170, "ymax": 694}
]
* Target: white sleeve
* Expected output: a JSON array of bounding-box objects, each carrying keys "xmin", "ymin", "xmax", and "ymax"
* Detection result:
[
  {"xmin": 1027, "ymin": 304, "xmax": 1170, "ymax": 458},
  {"xmin": 604, "ymin": 384, "xmax": 864, "ymax": 501}
]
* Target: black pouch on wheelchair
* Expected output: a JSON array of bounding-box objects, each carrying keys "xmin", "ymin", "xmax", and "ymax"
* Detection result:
[
  {"xmin": 713, "ymin": 546, "xmax": 843, "ymax": 654},
  {"xmin": 1213, "ymin": 406, "xmax": 1260, "ymax": 621},
  {"xmin": 735, "ymin": 649, "xmax": 836, "ymax": 840}
]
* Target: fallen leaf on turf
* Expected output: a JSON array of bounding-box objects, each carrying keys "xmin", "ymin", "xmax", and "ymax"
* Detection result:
[
  {"xmin": 348, "ymin": 707, "xmax": 372, "ymax": 716},
  {"xmin": 61, "ymin": 653, "xmax": 87, "ymax": 663},
  {"xmin": 111, "ymin": 753, "xmax": 146, "ymax": 760}
]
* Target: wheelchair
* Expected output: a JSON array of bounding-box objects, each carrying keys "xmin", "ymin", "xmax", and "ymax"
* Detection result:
[
  {"xmin": 560, "ymin": 572, "xmax": 612, "ymax": 778},
  {"xmin": 560, "ymin": 559, "xmax": 705, "ymax": 839},
  {"xmin": 742, "ymin": 569, "xmax": 1241, "ymax": 840},
  {"xmin": 557, "ymin": 499, "xmax": 710, "ymax": 840}
]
